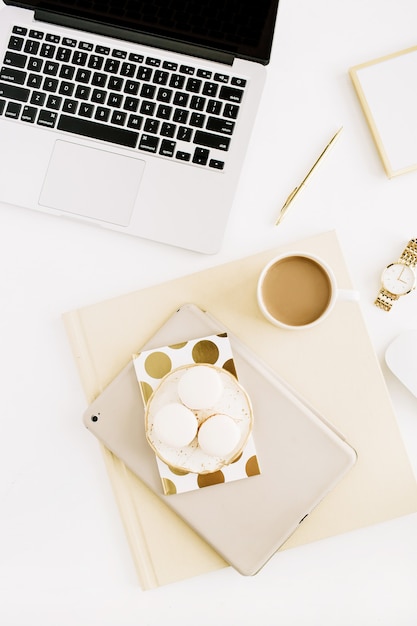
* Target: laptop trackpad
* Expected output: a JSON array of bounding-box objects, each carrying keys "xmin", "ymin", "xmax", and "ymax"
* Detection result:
[{"xmin": 39, "ymin": 140, "xmax": 145, "ymax": 226}]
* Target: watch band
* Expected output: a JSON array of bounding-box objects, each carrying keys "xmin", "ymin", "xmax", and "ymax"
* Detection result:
[
  {"xmin": 374, "ymin": 239, "xmax": 417, "ymax": 311},
  {"xmin": 374, "ymin": 288, "xmax": 399, "ymax": 311},
  {"xmin": 398, "ymin": 238, "xmax": 417, "ymax": 267}
]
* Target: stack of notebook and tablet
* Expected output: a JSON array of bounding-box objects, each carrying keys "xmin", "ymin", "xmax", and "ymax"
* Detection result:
[{"xmin": 64, "ymin": 231, "xmax": 417, "ymax": 588}]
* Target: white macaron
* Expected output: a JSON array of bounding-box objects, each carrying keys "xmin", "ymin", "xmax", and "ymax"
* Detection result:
[
  {"xmin": 197, "ymin": 413, "xmax": 240, "ymax": 458},
  {"xmin": 178, "ymin": 365, "xmax": 223, "ymax": 409},
  {"xmin": 153, "ymin": 402, "xmax": 198, "ymax": 448}
]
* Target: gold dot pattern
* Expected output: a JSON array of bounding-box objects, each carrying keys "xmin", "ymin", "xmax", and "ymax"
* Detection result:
[
  {"xmin": 246, "ymin": 456, "xmax": 261, "ymax": 477},
  {"xmin": 168, "ymin": 465, "xmax": 190, "ymax": 476},
  {"xmin": 192, "ymin": 340, "xmax": 219, "ymax": 364},
  {"xmin": 144, "ymin": 351, "xmax": 172, "ymax": 378},
  {"xmin": 162, "ymin": 478, "xmax": 177, "ymax": 495},
  {"xmin": 197, "ymin": 470, "xmax": 225, "ymax": 488},
  {"xmin": 222, "ymin": 358, "xmax": 237, "ymax": 378},
  {"xmin": 140, "ymin": 381, "xmax": 154, "ymax": 404},
  {"xmin": 169, "ymin": 341, "xmax": 188, "ymax": 349}
]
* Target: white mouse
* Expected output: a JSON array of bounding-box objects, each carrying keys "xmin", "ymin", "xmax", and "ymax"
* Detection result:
[{"xmin": 385, "ymin": 330, "xmax": 417, "ymax": 398}]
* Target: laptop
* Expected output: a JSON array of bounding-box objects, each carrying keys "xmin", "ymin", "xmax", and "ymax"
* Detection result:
[{"xmin": 0, "ymin": 0, "xmax": 280, "ymax": 253}]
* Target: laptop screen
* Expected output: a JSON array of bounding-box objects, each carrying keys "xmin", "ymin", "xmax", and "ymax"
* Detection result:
[{"xmin": 6, "ymin": 0, "xmax": 280, "ymax": 64}]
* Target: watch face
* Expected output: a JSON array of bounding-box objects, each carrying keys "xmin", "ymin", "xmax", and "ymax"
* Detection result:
[{"xmin": 382, "ymin": 263, "xmax": 416, "ymax": 295}]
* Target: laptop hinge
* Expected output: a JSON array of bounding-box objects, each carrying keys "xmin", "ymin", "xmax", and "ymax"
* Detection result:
[{"xmin": 34, "ymin": 10, "xmax": 236, "ymax": 66}]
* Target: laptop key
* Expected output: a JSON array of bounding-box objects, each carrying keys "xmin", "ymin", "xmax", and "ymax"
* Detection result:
[
  {"xmin": 189, "ymin": 112, "xmax": 205, "ymax": 127},
  {"xmin": 104, "ymin": 58, "xmax": 120, "ymax": 73},
  {"xmin": 88, "ymin": 55, "xmax": 104, "ymax": 70},
  {"xmin": 73, "ymin": 51, "xmax": 88, "ymax": 66},
  {"xmin": 95, "ymin": 106, "xmax": 110, "ymax": 121},
  {"xmin": 127, "ymin": 114, "xmax": 143, "ymax": 129},
  {"xmin": 202, "ymin": 82, "xmax": 218, "ymax": 97},
  {"xmin": 75, "ymin": 68, "xmax": 91, "ymax": 83},
  {"xmin": 29, "ymin": 30, "xmax": 44, "ymax": 40},
  {"xmin": 44, "ymin": 62, "xmax": 59, "ymax": 76},
  {"xmin": 79, "ymin": 41, "xmax": 94, "ymax": 52},
  {"xmin": 124, "ymin": 80, "xmax": 140, "ymax": 95},
  {"xmin": 79, "ymin": 103, "xmax": 94, "ymax": 118},
  {"xmin": 0, "ymin": 82, "xmax": 30, "ymax": 102},
  {"xmin": 231, "ymin": 77, "xmax": 246, "ymax": 87},
  {"xmin": 0, "ymin": 67, "xmax": 26, "ymax": 84},
  {"xmin": 139, "ymin": 134, "xmax": 159, "ymax": 153},
  {"xmin": 21, "ymin": 105, "xmax": 38, "ymax": 123},
  {"xmin": 219, "ymin": 85, "xmax": 244, "ymax": 103},
  {"xmin": 75, "ymin": 85, "xmax": 91, "ymax": 100},
  {"xmin": 96, "ymin": 45, "xmax": 110, "ymax": 55},
  {"xmin": 206, "ymin": 117, "xmax": 235, "ymax": 135},
  {"xmin": 5, "ymin": 101, "xmax": 21, "ymax": 118},
  {"xmin": 59, "ymin": 65, "xmax": 75, "ymax": 80},
  {"xmin": 209, "ymin": 159, "xmax": 225, "ymax": 170},
  {"xmin": 206, "ymin": 99, "xmax": 222, "ymax": 115},
  {"xmin": 223, "ymin": 103, "xmax": 239, "ymax": 119},
  {"xmin": 46, "ymin": 95, "xmax": 62, "ymax": 110},
  {"xmin": 37, "ymin": 109, "xmax": 58, "ymax": 127},
  {"xmin": 175, "ymin": 151, "xmax": 191, "ymax": 161},
  {"xmin": 43, "ymin": 77, "xmax": 59, "ymax": 92},
  {"xmin": 40, "ymin": 43, "xmax": 56, "ymax": 58},
  {"xmin": 8, "ymin": 36, "xmax": 24, "ymax": 51},
  {"xmin": 27, "ymin": 74, "xmax": 42, "ymax": 89},
  {"xmin": 62, "ymin": 98, "xmax": 78, "ymax": 114},
  {"xmin": 159, "ymin": 139, "xmax": 176, "ymax": 157},
  {"xmin": 30, "ymin": 91, "xmax": 46, "ymax": 106},
  {"xmin": 160, "ymin": 122, "xmax": 176, "ymax": 137},
  {"xmin": 192, "ymin": 147, "xmax": 209, "ymax": 165},
  {"xmin": 12, "ymin": 26, "xmax": 27, "ymax": 36},
  {"xmin": 4, "ymin": 51, "xmax": 27, "ymax": 68},
  {"xmin": 62, "ymin": 38, "xmax": 77, "ymax": 48},
  {"xmin": 57, "ymin": 114, "xmax": 139, "ymax": 148},
  {"xmin": 28, "ymin": 57, "xmax": 43, "ymax": 72},
  {"xmin": 153, "ymin": 70, "xmax": 169, "ymax": 85},
  {"xmin": 186, "ymin": 78, "xmax": 202, "ymax": 93},
  {"xmin": 91, "ymin": 88, "xmax": 106, "ymax": 103},
  {"xmin": 59, "ymin": 81, "xmax": 75, "ymax": 96},
  {"xmin": 193, "ymin": 130, "xmax": 230, "ymax": 151},
  {"xmin": 25, "ymin": 40, "xmax": 40, "ymax": 55},
  {"xmin": 56, "ymin": 47, "xmax": 71, "ymax": 62},
  {"xmin": 111, "ymin": 110, "xmax": 127, "ymax": 126},
  {"xmin": 46, "ymin": 34, "xmax": 60, "ymax": 44}
]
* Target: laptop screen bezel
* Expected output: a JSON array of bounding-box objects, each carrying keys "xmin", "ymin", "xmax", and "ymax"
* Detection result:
[{"xmin": 3, "ymin": 0, "xmax": 280, "ymax": 65}]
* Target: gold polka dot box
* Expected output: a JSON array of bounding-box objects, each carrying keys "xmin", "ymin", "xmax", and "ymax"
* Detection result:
[{"xmin": 133, "ymin": 333, "xmax": 261, "ymax": 495}]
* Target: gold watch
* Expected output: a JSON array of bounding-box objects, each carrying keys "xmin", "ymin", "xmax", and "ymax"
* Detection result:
[{"xmin": 375, "ymin": 239, "xmax": 417, "ymax": 311}]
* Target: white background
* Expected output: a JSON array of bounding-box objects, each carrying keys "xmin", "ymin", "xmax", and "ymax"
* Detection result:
[{"xmin": 1, "ymin": 0, "xmax": 417, "ymax": 624}]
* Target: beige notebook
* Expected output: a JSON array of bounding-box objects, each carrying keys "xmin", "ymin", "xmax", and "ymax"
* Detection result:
[{"xmin": 63, "ymin": 230, "xmax": 417, "ymax": 588}]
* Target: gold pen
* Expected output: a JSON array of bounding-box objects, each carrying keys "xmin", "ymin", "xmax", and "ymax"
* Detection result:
[{"xmin": 275, "ymin": 126, "xmax": 343, "ymax": 225}]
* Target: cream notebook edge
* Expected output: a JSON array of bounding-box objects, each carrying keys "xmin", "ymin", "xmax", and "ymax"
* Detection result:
[{"xmin": 63, "ymin": 230, "xmax": 417, "ymax": 589}]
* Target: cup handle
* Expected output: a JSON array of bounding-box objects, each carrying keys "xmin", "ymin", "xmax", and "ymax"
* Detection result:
[{"xmin": 337, "ymin": 288, "xmax": 360, "ymax": 302}]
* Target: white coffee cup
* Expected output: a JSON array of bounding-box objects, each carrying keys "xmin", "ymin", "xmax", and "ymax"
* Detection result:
[{"xmin": 257, "ymin": 252, "xmax": 359, "ymax": 330}]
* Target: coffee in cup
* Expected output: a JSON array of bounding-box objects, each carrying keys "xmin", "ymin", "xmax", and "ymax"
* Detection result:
[{"xmin": 257, "ymin": 252, "xmax": 358, "ymax": 329}]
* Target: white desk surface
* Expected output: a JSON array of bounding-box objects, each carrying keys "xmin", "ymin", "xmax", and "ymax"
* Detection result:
[{"xmin": 1, "ymin": 1, "xmax": 417, "ymax": 624}]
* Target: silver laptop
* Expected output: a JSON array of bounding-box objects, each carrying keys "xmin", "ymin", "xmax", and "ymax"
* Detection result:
[{"xmin": 0, "ymin": 0, "xmax": 279, "ymax": 253}]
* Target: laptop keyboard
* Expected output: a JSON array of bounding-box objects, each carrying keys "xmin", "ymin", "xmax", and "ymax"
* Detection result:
[{"xmin": 0, "ymin": 25, "xmax": 248, "ymax": 170}]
